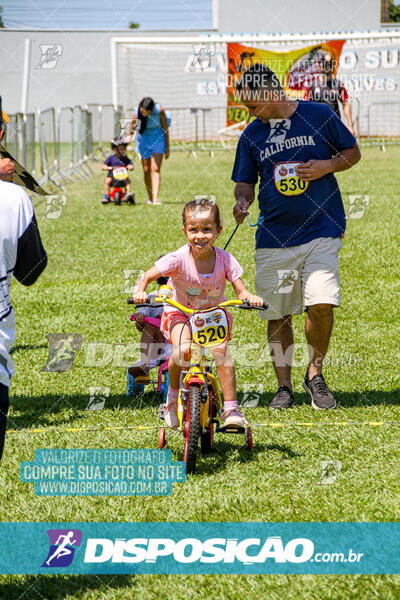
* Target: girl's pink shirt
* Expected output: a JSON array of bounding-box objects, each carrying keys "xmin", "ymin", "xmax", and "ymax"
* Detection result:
[{"xmin": 155, "ymin": 244, "xmax": 244, "ymax": 313}]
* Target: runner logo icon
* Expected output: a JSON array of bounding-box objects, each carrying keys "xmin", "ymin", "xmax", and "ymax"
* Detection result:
[
  {"xmin": 267, "ymin": 119, "xmax": 291, "ymax": 142},
  {"xmin": 42, "ymin": 529, "xmax": 82, "ymax": 567}
]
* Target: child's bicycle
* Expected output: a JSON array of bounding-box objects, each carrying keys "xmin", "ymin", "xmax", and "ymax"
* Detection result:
[
  {"xmin": 126, "ymin": 314, "xmax": 171, "ymax": 402},
  {"xmin": 110, "ymin": 167, "xmax": 134, "ymax": 205},
  {"xmin": 128, "ymin": 286, "xmax": 267, "ymax": 473}
]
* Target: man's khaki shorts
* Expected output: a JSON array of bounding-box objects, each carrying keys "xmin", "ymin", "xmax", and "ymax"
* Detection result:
[{"xmin": 255, "ymin": 237, "xmax": 342, "ymax": 321}]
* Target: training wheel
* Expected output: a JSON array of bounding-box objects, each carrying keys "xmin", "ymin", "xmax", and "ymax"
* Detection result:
[
  {"xmin": 245, "ymin": 427, "xmax": 253, "ymax": 450},
  {"xmin": 159, "ymin": 427, "xmax": 166, "ymax": 449}
]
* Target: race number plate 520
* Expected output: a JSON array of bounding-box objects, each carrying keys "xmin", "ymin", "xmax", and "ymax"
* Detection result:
[
  {"xmin": 273, "ymin": 161, "xmax": 309, "ymax": 197},
  {"xmin": 190, "ymin": 308, "xmax": 229, "ymax": 348}
]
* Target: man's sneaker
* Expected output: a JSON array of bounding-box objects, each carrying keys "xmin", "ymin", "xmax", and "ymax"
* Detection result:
[
  {"xmin": 303, "ymin": 372, "xmax": 336, "ymax": 410},
  {"xmin": 101, "ymin": 194, "xmax": 110, "ymax": 204},
  {"xmin": 220, "ymin": 407, "xmax": 248, "ymax": 428},
  {"xmin": 164, "ymin": 396, "xmax": 179, "ymax": 429},
  {"xmin": 269, "ymin": 386, "xmax": 294, "ymax": 409}
]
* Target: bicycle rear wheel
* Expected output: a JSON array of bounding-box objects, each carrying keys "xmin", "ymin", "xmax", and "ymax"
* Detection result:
[{"xmin": 184, "ymin": 384, "xmax": 201, "ymax": 474}]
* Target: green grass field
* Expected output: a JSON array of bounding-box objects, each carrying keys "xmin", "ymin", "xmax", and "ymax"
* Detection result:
[{"xmin": 1, "ymin": 147, "xmax": 400, "ymax": 598}]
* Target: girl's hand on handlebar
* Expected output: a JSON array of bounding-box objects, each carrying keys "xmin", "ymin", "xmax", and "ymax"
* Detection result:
[
  {"xmin": 241, "ymin": 293, "xmax": 265, "ymax": 307},
  {"xmin": 132, "ymin": 292, "xmax": 148, "ymax": 304}
]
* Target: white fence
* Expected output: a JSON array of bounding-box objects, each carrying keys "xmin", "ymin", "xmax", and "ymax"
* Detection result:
[
  {"xmin": 4, "ymin": 104, "xmax": 123, "ymax": 190},
  {"xmin": 3, "ymin": 96, "xmax": 400, "ymax": 191}
]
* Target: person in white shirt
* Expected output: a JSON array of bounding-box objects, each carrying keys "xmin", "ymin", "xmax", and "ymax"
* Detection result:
[
  {"xmin": 0, "ymin": 98, "xmax": 15, "ymax": 182},
  {"xmin": 0, "ymin": 102, "xmax": 47, "ymax": 461}
]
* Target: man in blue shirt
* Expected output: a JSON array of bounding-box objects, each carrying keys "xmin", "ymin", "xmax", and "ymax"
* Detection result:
[{"xmin": 232, "ymin": 65, "xmax": 360, "ymax": 410}]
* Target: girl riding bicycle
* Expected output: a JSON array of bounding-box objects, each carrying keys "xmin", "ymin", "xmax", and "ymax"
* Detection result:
[{"xmin": 132, "ymin": 198, "xmax": 264, "ymax": 429}]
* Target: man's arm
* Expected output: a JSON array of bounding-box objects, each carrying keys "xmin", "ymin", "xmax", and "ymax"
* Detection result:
[
  {"xmin": 338, "ymin": 82, "xmax": 354, "ymax": 135},
  {"xmin": 233, "ymin": 182, "xmax": 256, "ymax": 224},
  {"xmin": 13, "ymin": 214, "xmax": 47, "ymax": 286},
  {"xmin": 342, "ymin": 102, "xmax": 355, "ymax": 135},
  {"xmin": 296, "ymin": 144, "xmax": 361, "ymax": 182}
]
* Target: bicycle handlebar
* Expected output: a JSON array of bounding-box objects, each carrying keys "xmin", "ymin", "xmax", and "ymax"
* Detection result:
[{"xmin": 127, "ymin": 297, "xmax": 268, "ymax": 311}]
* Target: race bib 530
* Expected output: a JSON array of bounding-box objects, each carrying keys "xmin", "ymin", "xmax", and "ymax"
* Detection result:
[{"xmin": 273, "ymin": 162, "xmax": 309, "ymax": 197}]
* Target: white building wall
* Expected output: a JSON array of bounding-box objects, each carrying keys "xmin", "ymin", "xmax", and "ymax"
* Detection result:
[{"xmin": 214, "ymin": 0, "xmax": 381, "ymax": 34}]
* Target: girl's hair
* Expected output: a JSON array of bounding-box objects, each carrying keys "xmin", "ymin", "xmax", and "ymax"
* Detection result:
[
  {"xmin": 156, "ymin": 275, "xmax": 169, "ymax": 286},
  {"xmin": 138, "ymin": 97, "xmax": 155, "ymax": 135},
  {"xmin": 182, "ymin": 198, "xmax": 221, "ymax": 229}
]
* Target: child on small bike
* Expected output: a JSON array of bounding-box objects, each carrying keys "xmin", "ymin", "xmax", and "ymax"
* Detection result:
[
  {"xmin": 128, "ymin": 272, "xmax": 170, "ymax": 380},
  {"xmin": 102, "ymin": 137, "xmax": 134, "ymax": 204},
  {"xmin": 132, "ymin": 198, "xmax": 264, "ymax": 429}
]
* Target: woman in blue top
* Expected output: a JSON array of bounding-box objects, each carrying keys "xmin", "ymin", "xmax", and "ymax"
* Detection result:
[{"xmin": 128, "ymin": 97, "xmax": 170, "ymax": 205}]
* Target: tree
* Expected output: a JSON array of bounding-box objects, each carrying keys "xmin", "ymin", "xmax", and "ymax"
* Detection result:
[
  {"xmin": 0, "ymin": 6, "xmax": 4, "ymax": 28},
  {"xmin": 129, "ymin": 22, "xmax": 140, "ymax": 29},
  {"xmin": 389, "ymin": 0, "xmax": 400, "ymax": 21}
]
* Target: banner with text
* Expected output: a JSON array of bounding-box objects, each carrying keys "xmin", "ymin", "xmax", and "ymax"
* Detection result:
[{"xmin": 226, "ymin": 41, "xmax": 345, "ymax": 127}]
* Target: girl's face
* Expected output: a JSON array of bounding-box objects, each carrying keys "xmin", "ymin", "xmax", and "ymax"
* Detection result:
[
  {"xmin": 183, "ymin": 209, "xmax": 222, "ymax": 255},
  {"xmin": 140, "ymin": 107, "xmax": 151, "ymax": 117}
]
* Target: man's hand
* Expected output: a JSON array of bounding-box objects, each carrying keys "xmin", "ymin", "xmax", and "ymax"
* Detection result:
[
  {"xmin": 296, "ymin": 159, "xmax": 332, "ymax": 182},
  {"xmin": 165, "ymin": 147, "xmax": 170, "ymax": 159},
  {"xmin": 127, "ymin": 164, "xmax": 134, "ymax": 170},
  {"xmin": 0, "ymin": 158, "xmax": 15, "ymax": 181},
  {"xmin": 233, "ymin": 198, "xmax": 250, "ymax": 224},
  {"xmin": 233, "ymin": 182, "xmax": 255, "ymax": 224},
  {"xmin": 297, "ymin": 146, "xmax": 361, "ymax": 180}
]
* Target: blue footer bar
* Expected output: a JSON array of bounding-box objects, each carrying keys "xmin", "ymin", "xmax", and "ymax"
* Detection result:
[{"xmin": 0, "ymin": 522, "xmax": 398, "ymax": 574}]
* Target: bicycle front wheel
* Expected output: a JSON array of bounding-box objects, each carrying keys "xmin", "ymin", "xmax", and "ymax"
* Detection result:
[{"xmin": 184, "ymin": 384, "xmax": 201, "ymax": 474}]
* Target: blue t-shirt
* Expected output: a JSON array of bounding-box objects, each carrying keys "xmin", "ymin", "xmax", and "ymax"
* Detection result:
[
  {"xmin": 104, "ymin": 153, "xmax": 133, "ymax": 172},
  {"xmin": 231, "ymin": 101, "xmax": 357, "ymax": 248}
]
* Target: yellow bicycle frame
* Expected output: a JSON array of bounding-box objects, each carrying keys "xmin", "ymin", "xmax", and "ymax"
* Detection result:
[{"xmin": 153, "ymin": 292, "xmax": 244, "ymax": 432}]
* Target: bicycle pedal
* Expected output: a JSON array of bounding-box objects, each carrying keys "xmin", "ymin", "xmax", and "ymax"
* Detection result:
[
  {"xmin": 158, "ymin": 403, "xmax": 165, "ymax": 420},
  {"xmin": 217, "ymin": 424, "xmax": 246, "ymax": 435}
]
